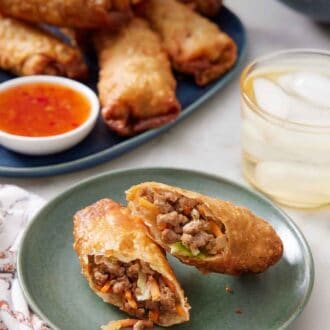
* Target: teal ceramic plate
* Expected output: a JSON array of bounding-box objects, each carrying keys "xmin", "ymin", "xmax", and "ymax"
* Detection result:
[{"xmin": 18, "ymin": 168, "xmax": 314, "ymax": 330}]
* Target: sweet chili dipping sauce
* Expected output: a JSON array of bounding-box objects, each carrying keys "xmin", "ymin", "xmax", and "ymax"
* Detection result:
[{"xmin": 0, "ymin": 83, "xmax": 91, "ymax": 137}]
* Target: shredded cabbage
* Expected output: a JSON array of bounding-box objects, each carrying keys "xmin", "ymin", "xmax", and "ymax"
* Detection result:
[
  {"xmin": 170, "ymin": 242, "xmax": 206, "ymax": 258},
  {"xmin": 136, "ymin": 271, "xmax": 150, "ymax": 301}
]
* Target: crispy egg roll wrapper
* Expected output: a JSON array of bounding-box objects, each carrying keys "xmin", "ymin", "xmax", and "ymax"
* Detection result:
[
  {"xmin": 0, "ymin": 15, "xmax": 87, "ymax": 78},
  {"xmin": 73, "ymin": 199, "xmax": 190, "ymax": 327},
  {"xmin": 138, "ymin": 0, "xmax": 237, "ymax": 86},
  {"xmin": 102, "ymin": 319, "xmax": 153, "ymax": 330},
  {"xmin": 0, "ymin": 0, "xmax": 142, "ymax": 29},
  {"xmin": 179, "ymin": 0, "xmax": 223, "ymax": 17},
  {"xmin": 94, "ymin": 18, "xmax": 180, "ymax": 136},
  {"xmin": 126, "ymin": 182, "xmax": 283, "ymax": 275}
]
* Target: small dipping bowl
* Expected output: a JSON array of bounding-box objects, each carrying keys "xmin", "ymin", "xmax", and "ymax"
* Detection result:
[
  {"xmin": 240, "ymin": 49, "xmax": 330, "ymax": 208},
  {"xmin": 0, "ymin": 76, "xmax": 99, "ymax": 156}
]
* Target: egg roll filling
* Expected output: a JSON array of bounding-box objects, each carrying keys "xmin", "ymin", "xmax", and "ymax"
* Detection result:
[
  {"xmin": 141, "ymin": 188, "xmax": 227, "ymax": 257},
  {"xmin": 88, "ymin": 256, "xmax": 181, "ymax": 322}
]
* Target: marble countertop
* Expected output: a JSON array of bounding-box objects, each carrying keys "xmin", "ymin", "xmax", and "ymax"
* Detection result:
[{"xmin": 1, "ymin": 0, "xmax": 329, "ymax": 329}]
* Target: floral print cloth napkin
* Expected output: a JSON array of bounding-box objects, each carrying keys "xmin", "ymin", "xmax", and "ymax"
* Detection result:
[{"xmin": 0, "ymin": 185, "xmax": 49, "ymax": 330}]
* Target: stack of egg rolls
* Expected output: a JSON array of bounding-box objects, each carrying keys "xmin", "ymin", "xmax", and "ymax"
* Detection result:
[{"xmin": 0, "ymin": 0, "xmax": 237, "ymax": 136}]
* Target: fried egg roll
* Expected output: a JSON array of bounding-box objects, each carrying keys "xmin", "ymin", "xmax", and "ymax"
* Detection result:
[
  {"xmin": 0, "ymin": 15, "xmax": 87, "ymax": 78},
  {"xmin": 127, "ymin": 182, "xmax": 283, "ymax": 275},
  {"xmin": 73, "ymin": 199, "xmax": 190, "ymax": 327},
  {"xmin": 0, "ymin": 0, "xmax": 141, "ymax": 29},
  {"xmin": 179, "ymin": 0, "xmax": 223, "ymax": 17},
  {"xmin": 138, "ymin": 0, "xmax": 237, "ymax": 86},
  {"xmin": 94, "ymin": 18, "xmax": 180, "ymax": 136}
]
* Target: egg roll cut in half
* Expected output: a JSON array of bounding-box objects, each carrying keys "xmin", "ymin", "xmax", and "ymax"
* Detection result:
[
  {"xmin": 0, "ymin": 0, "xmax": 142, "ymax": 29},
  {"xmin": 126, "ymin": 182, "xmax": 284, "ymax": 275},
  {"xmin": 94, "ymin": 18, "xmax": 180, "ymax": 136},
  {"xmin": 179, "ymin": 0, "xmax": 223, "ymax": 17},
  {"xmin": 138, "ymin": 0, "xmax": 237, "ymax": 86},
  {"xmin": 73, "ymin": 199, "xmax": 190, "ymax": 327},
  {"xmin": 0, "ymin": 15, "xmax": 87, "ymax": 79}
]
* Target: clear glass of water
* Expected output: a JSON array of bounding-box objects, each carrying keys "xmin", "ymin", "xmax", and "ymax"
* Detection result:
[{"xmin": 240, "ymin": 49, "xmax": 330, "ymax": 208}]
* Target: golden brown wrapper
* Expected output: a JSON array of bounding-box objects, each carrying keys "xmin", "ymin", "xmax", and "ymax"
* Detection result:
[
  {"xmin": 0, "ymin": 15, "xmax": 87, "ymax": 78},
  {"xmin": 137, "ymin": 0, "xmax": 237, "ymax": 86},
  {"xmin": 0, "ymin": 0, "xmax": 141, "ymax": 29},
  {"xmin": 73, "ymin": 199, "xmax": 190, "ymax": 327},
  {"xmin": 101, "ymin": 319, "xmax": 153, "ymax": 330},
  {"xmin": 126, "ymin": 182, "xmax": 284, "ymax": 275},
  {"xmin": 179, "ymin": 0, "xmax": 223, "ymax": 17},
  {"xmin": 94, "ymin": 18, "xmax": 180, "ymax": 136}
]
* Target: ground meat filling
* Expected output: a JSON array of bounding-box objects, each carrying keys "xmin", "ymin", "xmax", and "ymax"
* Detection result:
[
  {"xmin": 142, "ymin": 188, "xmax": 227, "ymax": 256},
  {"xmin": 89, "ymin": 256, "xmax": 178, "ymax": 321}
]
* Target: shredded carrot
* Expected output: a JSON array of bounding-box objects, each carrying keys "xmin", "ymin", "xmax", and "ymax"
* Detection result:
[
  {"xmin": 139, "ymin": 198, "xmax": 159, "ymax": 219},
  {"xmin": 100, "ymin": 281, "xmax": 112, "ymax": 293},
  {"xmin": 157, "ymin": 222, "xmax": 167, "ymax": 230},
  {"xmin": 148, "ymin": 310, "xmax": 160, "ymax": 322},
  {"xmin": 209, "ymin": 221, "xmax": 222, "ymax": 237},
  {"xmin": 124, "ymin": 290, "xmax": 137, "ymax": 309},
  {"xmin": 176, "ymin": 304, "xmax": 186, "ymax": 317},
  {"xmin": 139, "ymin": 198, "xmax": 157, "ymax": 211},
  {"xmin": 182, "ymin": 206, "xmax": 191, "ymax": 216},
  {"xmin": 148, "ymin": 277, "xmax": 161, "ymax": 300},
  {"xmin": 162, "ymin": 276, "xmax": 176, "ymax": 293}
]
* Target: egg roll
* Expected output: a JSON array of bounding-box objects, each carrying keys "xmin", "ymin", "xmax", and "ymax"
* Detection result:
[
  {"xmin": 73, "ymin": 199, "xmax": 190, "ymax": 327},
  {"xmin": 126, "ymin": 182, "xmax": 283, "ymax": 275},
  {"xmin": 137, "ymin": 0, "xmax": 237, "ymax": 86},
  {"xmin": 94, "ymin": 18, "xmax": 180, "ymax": 136},
  {"xmin": 0, "ymin": 15, "xmax": 87, "ymax": 79},
  {"xmin": 179, "ymin": 0, "xmax": 223, "ymax": 17},
  {"xmin": 0, "ymin": 0, "xmax": 141, "ymax": 29}
]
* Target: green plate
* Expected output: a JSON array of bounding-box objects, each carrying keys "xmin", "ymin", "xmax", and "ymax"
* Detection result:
[{"xmin": 17, "ymin": 168, "xmax": 314, "ymax": 330}]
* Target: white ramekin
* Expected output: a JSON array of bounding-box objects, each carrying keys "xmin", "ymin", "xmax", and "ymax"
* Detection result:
[{"xmin": 0, "ymin": 76, "xmax": 99, "ymax": 156}]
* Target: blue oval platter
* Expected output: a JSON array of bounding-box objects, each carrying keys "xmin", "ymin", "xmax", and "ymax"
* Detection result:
[{"xmin": 0, "ymin": 7, "xmax": 247, "ymax": 177}]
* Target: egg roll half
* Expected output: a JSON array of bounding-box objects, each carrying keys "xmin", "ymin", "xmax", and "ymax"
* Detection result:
[
  {"xmin": 73, "ymin": 199, "xmax": 190, "ymax": 327},
  {"xmin": 138, "ymin": 0, "xmax": 237, "ymax": 86},
  {"xmin": 126, "ymin": 182, "xmax": 283, "ymax": 275},
  {"xmin": 0, "ymin": 0, "xmax": 141, "ymax": 29},
  {"xmin": 0, "ymin": 15, "xmax": 87, "ymax": 79},
  {"xmin": 94, "ymin": 18, "xmax": 180, "ymax": 136}
]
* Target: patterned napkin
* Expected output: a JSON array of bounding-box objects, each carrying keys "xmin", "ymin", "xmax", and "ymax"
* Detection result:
[{"xmin": 0, "ymin": 185, "xmax": 49, "ymax": 330}]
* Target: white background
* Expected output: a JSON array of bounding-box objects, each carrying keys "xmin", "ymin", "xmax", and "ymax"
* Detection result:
[{"xmin": 1, "ymin": 1, "xmax": 330, "ymax": 329}]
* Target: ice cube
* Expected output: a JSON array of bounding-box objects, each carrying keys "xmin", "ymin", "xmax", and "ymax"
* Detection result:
[
  {"xmin": 254, "ymin": 74, "xmax": 330, "ymax": 125},
  {"xmin": 255, "ymin": 161, "xmax": 330, "ymax": 205},
  {"xmin": 286, "ymin": 95, "xmax": 330, "ymax": 125},
  {"xmin": 253, "ymin": 78, "xmax": 289, "ymax": 119},
  {"xmin": 242, "ymin": 103, "xmax": 330, "ymax": 164},
  {"xmin": 278, "ymin": 72, "xmax": 330, "ymax": 109}
]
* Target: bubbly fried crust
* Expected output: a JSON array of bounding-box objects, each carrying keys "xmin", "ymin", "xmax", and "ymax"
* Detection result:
[
  {"xmin": 73, "ymin": 199, "xmax": 190, "ymax": 327},
  {"xmin": 137, "ymin": 0, "xmax": 237, "ymax": 86},
  {"xmin": 0, "ymin": 15, "xmax": 87, "ymax": 78},
  {"xmin": 94, "ymin": 18, "xmax": 180, "ymax": 136},
  {"xmin": 179, "ymin": 0, "xmax": 223, "ymax": 17},
  {"xmin": 126, "ymin": 182, "xmax": 284, "ymax": 275},
  {"xmin": 0, "ymin": 0, "xmax": 141, "ymax": 28},
  {"xmin": 101, "ymin": 319, "xmax": 153, "ymax": 330}
]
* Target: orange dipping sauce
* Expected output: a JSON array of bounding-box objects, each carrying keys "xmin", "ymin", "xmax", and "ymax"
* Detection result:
[{"xmin": 0, "ymin": 82, "xmax": 91, "ymax": 137}]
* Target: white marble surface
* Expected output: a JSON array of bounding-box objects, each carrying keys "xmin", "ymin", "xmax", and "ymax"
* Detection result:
[{"xmin": 1, "ymin": 0, "xmax": 329, "ymax": 329}]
